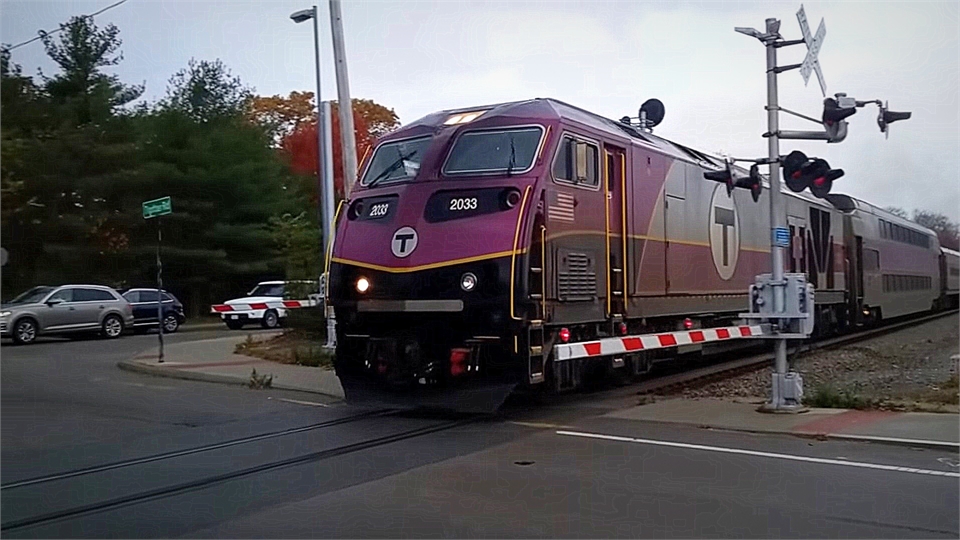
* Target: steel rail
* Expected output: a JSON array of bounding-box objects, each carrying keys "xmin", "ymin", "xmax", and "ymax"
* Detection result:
[
  {"xmin": 1, "ymin": 417, "xmax": 473, "ymax": 532},
  {"xmin": 1, "ymin": 408, "xmax": 394, "ymax": 490}
]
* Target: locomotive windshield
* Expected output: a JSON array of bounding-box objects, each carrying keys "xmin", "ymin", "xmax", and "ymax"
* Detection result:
[
  {"xmin": 361, "ymin": 136, "xmax": 432, "ymax": 187},
  {"xmin": 443, "ymin": 126, "xmax": 543, "ymax": 176}
]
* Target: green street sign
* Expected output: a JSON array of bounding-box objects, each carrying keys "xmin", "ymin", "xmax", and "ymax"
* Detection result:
[{"xmin": 142, "ymin": 196, "xmax": 172, "ymax": 219}]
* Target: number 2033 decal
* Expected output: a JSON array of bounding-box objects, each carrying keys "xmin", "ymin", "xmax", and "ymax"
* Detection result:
[{"xmin": 449, "ymin": 197, "xmax": 478, "ymax": 211}]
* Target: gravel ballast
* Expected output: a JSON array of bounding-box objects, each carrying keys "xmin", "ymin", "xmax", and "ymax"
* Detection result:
[{"xmin": 677, "ymin": 313, "xmax": 959, "ymax": 411}]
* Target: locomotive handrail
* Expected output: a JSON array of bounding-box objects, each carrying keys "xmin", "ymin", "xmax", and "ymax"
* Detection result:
[
  {"xmin": 620, "ymin": 152, "xmax": 629, "ymax": 316},
  {"xmin": 509, "ymin": 185, "xmax": 533, "ymax": 320},
  {"xmin": 323, "ymin": 199, "xmax": 346, "ymax": 309},
  {"xmin": 540, "ymin": 224, "xmax": 547, "ymax": 319},
  {"xmin": 603, "ymin": 152, "xmax": 612, "ymax": 315}
]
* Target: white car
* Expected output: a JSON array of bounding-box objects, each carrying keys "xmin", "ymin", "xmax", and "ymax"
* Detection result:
[{"xmin": 212, "ymin": 281, "xmax": 321, "ymax": 330}]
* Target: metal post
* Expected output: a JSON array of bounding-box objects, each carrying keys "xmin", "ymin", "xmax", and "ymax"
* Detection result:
[
  {"xmin": 762, "ymin": 17, "xmax": 802, "ymax": 411},
  {"xmin": 310, "ymin": 5, "xmax": 327, "ymax": 252},
  {"xmin": 328, "ymin": 0, "xmax": 358, "ymax": 198},
  {"xmin": 321, "ymin": 101, "xmax": 336, "ymax": 258},
  {"xmin": 156, "ymin": 218, "xmax": 164, "ymax": 363},
  {"xmin": 321, "ymin": 100, "xmax": 337, "ymax": 349}
]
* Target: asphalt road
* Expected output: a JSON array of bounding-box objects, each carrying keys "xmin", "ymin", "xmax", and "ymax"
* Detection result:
[{"xmin": 2, "ymin": 330, "xmax": 958, "ymax": 538}]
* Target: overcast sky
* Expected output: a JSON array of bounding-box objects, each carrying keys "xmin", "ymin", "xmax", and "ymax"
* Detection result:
[{"xmin": 3, "ymin": 0, "xmax": 957, "ymax": 220}]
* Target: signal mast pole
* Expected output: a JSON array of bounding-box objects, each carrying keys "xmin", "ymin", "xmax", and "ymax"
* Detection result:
[{"xmin": 762, "ymin": 18, "xmax": 793, "ymax": 407}]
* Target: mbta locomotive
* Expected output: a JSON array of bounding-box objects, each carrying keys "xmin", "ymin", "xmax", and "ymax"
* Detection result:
[{"xmin": 327, "ymin": 98, "xmax": 959, "ymax": 412}]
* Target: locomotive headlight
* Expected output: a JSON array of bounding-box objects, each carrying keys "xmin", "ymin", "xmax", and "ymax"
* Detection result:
[
  {"xmin": 356, "ymin": 277, "xmax": 370, "ymax": 293},
  {"xmin": 460, "ymin": 272, "xmax": 478, "ymax": 292}
]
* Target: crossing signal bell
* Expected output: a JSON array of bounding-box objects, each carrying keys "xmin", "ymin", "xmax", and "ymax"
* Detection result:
[
  {"xmin": 780, "ymin": 150, "xmax": 843, "ymax": 198},
  {"xmin": 822, "ymin": 96, "xmax": 857, "ymax": 143},
  {"xmin": 703, "ymin": 161, "xmax": 762, "ymax": 202}
]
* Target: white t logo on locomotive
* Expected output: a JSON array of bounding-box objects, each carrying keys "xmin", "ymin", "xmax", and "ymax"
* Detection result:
[
  {"xmin": 709, "ymin": 185, "xmax": 741, "ymax": 280},
  {"xmin": 391, "ymin": 227, "xmax": 418, "ymax": 258}
]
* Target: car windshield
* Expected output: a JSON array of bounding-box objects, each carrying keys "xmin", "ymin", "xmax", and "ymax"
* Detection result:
[
  {"xmin": 443, "ymin": 127, "xmax": 543, "ymax": 176},
  {"xmin": 7, "ymin": 286, "xmax": 55, "ymax": 305},
  {"xmin": 360, "ymin": 136, "xmax": 432, "ymax": 187},
  {"xmin": 249, "ymin": 284, "xmax": 284, "ymax": 297}
]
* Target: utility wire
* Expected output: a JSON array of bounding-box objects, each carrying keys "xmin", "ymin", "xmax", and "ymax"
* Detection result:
[{"xmin": 4, "ymin": 0, "xmax": 130, "ymax": 52}]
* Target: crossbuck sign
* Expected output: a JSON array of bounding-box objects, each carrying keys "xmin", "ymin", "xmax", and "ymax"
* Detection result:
[{"xmin": 797, "ymin": 5, "xmax": 827, "ymax": 96}]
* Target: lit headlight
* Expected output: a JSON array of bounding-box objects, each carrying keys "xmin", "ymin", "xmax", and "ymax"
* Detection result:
[
  {"xmin": 460, "ymin": 272, "xmax": 477, "ymax": 292},
  {"xmin": 356, "ymin": 277, "xmax": 370, "ymax": 293},
  {"xmin": 0, "ymin": 311, "xmax": 10, "ymax": 318}
]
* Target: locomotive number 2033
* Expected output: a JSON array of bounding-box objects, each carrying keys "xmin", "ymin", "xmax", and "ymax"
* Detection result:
[
  {"xmin": 449, "ymin": 197, "xmax": 479, "ymax": 211},
  {"xmin": 369, "ymin": 203, "xmax": 390, "ymax": 217}
]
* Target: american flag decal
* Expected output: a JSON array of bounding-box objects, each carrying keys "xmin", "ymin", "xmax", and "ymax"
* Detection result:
[{"xmin": 549, "ymin": 191, "xmax": 576, "ymax": 223}]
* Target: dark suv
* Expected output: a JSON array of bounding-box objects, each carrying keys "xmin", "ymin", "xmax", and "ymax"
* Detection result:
[{"xmin": 121, "ymin": 289, "xmax": 186, "ymax": 333}]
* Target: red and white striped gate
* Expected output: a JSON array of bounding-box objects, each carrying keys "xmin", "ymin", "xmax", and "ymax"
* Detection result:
[{"xmin": 554, "ymin": 324, "xmax": 767, "ymax": 361}]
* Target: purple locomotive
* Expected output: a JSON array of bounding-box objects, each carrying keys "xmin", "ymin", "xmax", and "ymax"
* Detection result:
[{"xmin": 327, "ymin": 98, "xmax": 958, "ymax": 412}]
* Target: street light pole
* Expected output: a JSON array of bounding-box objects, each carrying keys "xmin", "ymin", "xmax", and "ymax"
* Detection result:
[{"xmin": 292, "ymin": 5, "xmax": 338, "ymax": 348}]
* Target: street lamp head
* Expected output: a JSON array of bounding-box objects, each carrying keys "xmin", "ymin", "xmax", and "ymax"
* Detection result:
[
  {"xmin": 290, "ymin": 8, "xmax": 315, "ymax": 23},
  {"xmin": 735, "ymin": 27, "xmax": 763, "ymax": 39}
]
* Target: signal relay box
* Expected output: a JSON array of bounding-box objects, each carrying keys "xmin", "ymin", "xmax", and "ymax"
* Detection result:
[{"xmin": 741, "ymin": 273, "xmax": 815, "ymax": 338}]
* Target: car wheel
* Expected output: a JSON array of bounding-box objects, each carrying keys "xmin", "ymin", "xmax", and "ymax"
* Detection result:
[
  {"xmin": 226, "ymin": 320, "xmax": 244, "ymax": 330},
  {"xmin": 12, "ymin": 318, "xmax": 38, "ymax": 345},
  {"xmin": 162, "ymin": 314, "xmax": 180, "ymax": 334},
  {"xmin": 101, "ymin": 314, "xmax": 124, "ymax": 339},
  {"xmin": 261, "ymin": 310, "xmax": 279, "ymax": 329}
]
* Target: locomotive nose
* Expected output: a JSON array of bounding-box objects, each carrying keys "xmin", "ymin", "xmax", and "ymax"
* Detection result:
[{"xmin": 330, "ymin": 183, "xmax": 531, "ymax": 302}]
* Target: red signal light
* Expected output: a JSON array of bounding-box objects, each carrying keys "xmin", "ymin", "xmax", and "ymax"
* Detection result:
[
  {"xmin": 449, "ymin": 348, "xmax": 469, "ymax": 377},
  {"xmin": 683, "ymin": 317, "xmax": 694, "ymax": 330},
  {"xmin": 617, "ymin": 322, "xmax": 628, "ymax": 335},
  {"xmin": 559, "ymin": 327, "xmax": 571, "ymax": 343}
]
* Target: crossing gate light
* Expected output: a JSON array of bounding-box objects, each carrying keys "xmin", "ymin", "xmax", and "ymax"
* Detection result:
[
  {"xmin": 877, "ymin": 101, "xmax": 911, "ymax": 139},
  {"xmin": 782, "ymin": 150, "xmax": 809, "ymax": 193},
  {"xmin": 735, "ymin": 164, "xmax": 763, "ymax": 202},
  {"xmin": 704, "ymin": 161, "xmax": 763, "ymax": 202},
  {"xmin": 781, "ymin": 151, "xmax": 843, "ymax": 198},
  {"xmin": 822, "ymin": 96, "xmax": 856, "ymax": 143},
  {"xmin": 704, "ymin": 162, "xmax": 736, "ymax": 196}
]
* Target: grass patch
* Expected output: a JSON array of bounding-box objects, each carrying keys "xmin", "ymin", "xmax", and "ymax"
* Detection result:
[
  {"xmin": 804, "ymin": 385, "xmax": 877, "ymax": 409},
  {"xmin": 917, "ymin": 374, "xmax": 959, "ymax": 405},
  {"xmin": 235, "ymin": 329, "xmax": 334, "ymax": 369}
]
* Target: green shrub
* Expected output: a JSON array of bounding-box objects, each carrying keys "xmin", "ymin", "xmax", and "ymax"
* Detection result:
[{"xmin": 804, "ymin": 385, "xmax": 875, "ymax": 409}]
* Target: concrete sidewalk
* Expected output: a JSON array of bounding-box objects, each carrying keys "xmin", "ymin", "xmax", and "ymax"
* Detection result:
[
  {"xmin": 607, "ymin": 397, "xmax": 960, "ymax": 450},
  {"xmin": 118, "ymin": 333, "xmax": 345, "ymax": 400}
]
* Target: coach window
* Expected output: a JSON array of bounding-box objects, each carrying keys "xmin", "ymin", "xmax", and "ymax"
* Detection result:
[{"xmin": 552, "ymin": 135, "xmax": 599, "ymax": 188}]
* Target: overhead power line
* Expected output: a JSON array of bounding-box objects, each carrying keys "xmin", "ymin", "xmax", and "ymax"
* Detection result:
[{"xmin": 5, "ymin": 0, "xmax": 130, "ymax": 52}]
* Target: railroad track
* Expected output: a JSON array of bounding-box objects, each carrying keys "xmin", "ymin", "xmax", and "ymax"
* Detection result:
[
  {"xmin": 0, "ymin": 408, "xmax": 476, "ymax": 533},
  {"xmin": 635, "ymin": 309, "xmax": 959, "ymax": 397}
]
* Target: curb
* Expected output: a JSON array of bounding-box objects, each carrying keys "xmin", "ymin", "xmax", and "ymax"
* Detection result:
[
  {"xmin": 690, "ymin": 422, "xmax": 960, "ymax": 451},
  {"xmin": 116, "ymin": 359, "xmax": 345, "ymax": 400}
]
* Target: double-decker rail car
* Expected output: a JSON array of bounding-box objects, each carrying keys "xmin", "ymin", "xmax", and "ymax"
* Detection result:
[
  {"xmin": 939, "ymin": 247, "xmax": 959, "ymax": 309},
  {"xmin": 826, "ymin": 195, "xmax": 944, "ymax": 321},
  {"xmin": 327, "ymin": 98, "xmax": 945, "ymax": 412}
]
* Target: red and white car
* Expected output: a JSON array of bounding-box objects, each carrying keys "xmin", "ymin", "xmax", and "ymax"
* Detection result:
[{"xmin": 211, "ymin": 280, "xmax": 322, "ymax": 330}]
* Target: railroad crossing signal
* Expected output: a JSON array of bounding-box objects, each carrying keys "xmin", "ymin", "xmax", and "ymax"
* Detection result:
[
  {"xmin": 781, "ymin": 150, "xmax": 844, "ymax": 198},
  {"xmin": 797, "ymin": 5, "xmax": 827, "ymax": 96},
  {"xmin": 703, "ymin": 162, "xmax": 763, "ymax": 202}
]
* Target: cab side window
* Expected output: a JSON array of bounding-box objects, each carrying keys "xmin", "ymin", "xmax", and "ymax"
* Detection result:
[{"xmin": 553, "ymin": 135, "xmax": 599, "ymax": 188}]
